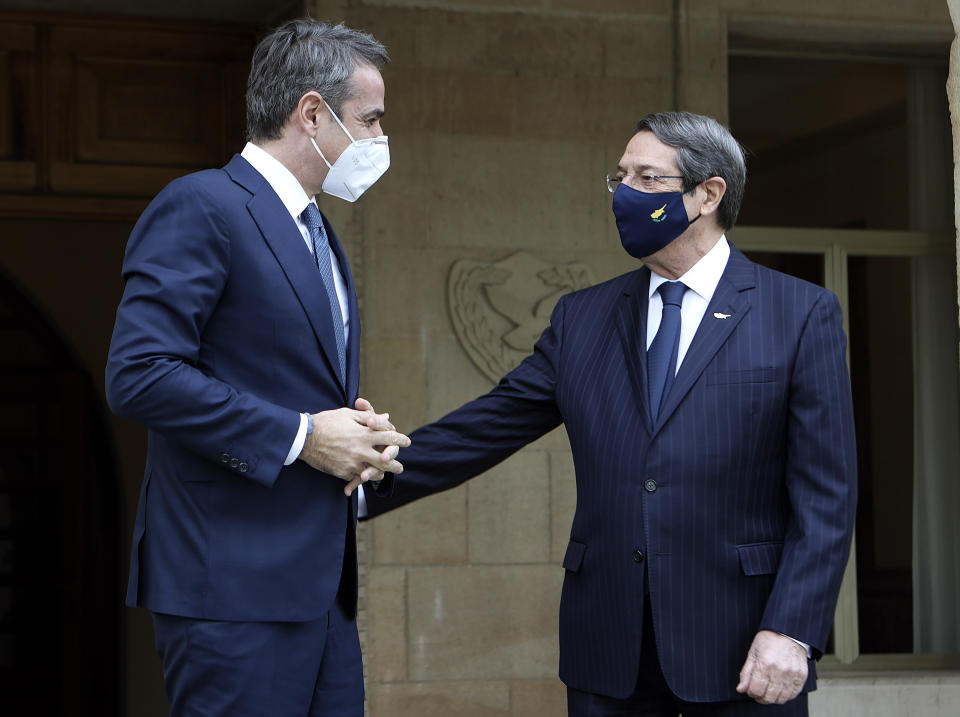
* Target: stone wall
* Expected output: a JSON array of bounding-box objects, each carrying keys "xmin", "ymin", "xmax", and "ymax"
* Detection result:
[
  {"xmin": 300, "ymin": 1, "xmax": 955, "ymax": 715},
  {"xmin": 949, "ymin": 0, "xmax": 960, "ymax": 359}
]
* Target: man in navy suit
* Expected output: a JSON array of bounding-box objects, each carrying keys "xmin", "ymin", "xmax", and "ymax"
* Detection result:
[
  {"xmin": 106, "ymin": 19, "xmax": 409, "ymax": 716},
  {"xmin": 362, "ymin": 112, "xmax": 857, "ymax": 715}
]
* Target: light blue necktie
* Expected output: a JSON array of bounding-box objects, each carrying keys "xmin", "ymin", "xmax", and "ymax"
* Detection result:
[
  {"xmin": 647, "ymin": 281, "xmax": 686, "ymax": 422},
  {"xmin": 300, "ymin": 203, "xmax": 346, "ymax": 383}
]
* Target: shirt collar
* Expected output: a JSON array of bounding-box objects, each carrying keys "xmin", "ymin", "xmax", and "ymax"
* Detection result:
[
  {"xmin": 240, "ymin": 142, "xmax": 316, "ymax": 220},
  {"xmin": 649, "ymin": 235, "xmax": 730, "ymax": 304}
]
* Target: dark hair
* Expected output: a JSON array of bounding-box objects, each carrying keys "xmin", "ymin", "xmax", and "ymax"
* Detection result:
[
  {"xmin": 635, "ymin": 112, "xmax": 747, "ymax": 230},
  {"xmin": 246, "ymin": 18, "xmax": 389, "ymax": 142}
]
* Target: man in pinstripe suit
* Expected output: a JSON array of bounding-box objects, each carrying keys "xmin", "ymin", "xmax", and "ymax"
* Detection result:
[{"xmin": 362, "ymin": 112, "xmax": 857, "ymax": 716}]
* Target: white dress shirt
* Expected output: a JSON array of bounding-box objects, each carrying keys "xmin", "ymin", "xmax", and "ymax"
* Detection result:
[
  {"xmin": 239, "ymin": 142, "xmax": 351, "ymax": 465},
  {"xmin": 646, "ymin": 235, "xmax": 730, "ymax": 363}
]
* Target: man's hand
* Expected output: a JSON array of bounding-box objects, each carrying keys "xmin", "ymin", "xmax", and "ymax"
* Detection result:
[
  {"xmin": 299, "ymin": 397, "xmax": 410, "ymax": 496},
  {"xmin": 351, "ymin": 398, "xmax": 405, "ymax": 493},
  {"xmin": 736, "ymin": 630, "xmax": 808, "ymax": 705}
]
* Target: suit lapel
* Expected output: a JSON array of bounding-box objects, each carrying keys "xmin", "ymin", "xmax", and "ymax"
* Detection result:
[
  {"xmin": 321, "ymin": 212, "xmax": 361, "ymax": 402},
  {"xmin": 615, "ymin": 268, "xmax": 653, "ymax": 435},
  {"xmin": 654, "ymin": 246, "xmax": 755, "ymax": 430},
  {"xmin": 225, "ymin": 155, "xmax": 348, "ymax": 399}
]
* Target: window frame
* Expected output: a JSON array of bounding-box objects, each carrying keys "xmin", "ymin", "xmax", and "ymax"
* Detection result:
[{"xmin": 729, "ymin": 224, "xmax": 960, "ymax": 669}]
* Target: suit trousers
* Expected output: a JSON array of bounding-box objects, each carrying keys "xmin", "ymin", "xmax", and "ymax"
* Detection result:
[
  {"xmin": 567, "ymin": 600, "xmax": 809, "ymax": 717},
  {"xmin": 152, "ymin": 599, "xmax": 363, "ymax": 717}
]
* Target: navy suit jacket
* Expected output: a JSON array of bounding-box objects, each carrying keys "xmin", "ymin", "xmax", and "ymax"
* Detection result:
[
  {"xmin": 365, "ymin": 246, "xmax": 857, "ymax": 702},
  {"xmin": 106, "ymin": 154, "xmax": 381, "ymax": 621}
]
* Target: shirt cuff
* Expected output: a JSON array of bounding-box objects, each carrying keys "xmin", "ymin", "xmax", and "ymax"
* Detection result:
[
  {"xmin": 778, "ymin": 632, "xmax": 812, "ymax": 659},
  {"xmin": 284, "ymin": 413, "xmax": 309, "ymax": 466},
  {"xmin": 357, "ymin": 485, "xmax": 368, "ymax": 518}
]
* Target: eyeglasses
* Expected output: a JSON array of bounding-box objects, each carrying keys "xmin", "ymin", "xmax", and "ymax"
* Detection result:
[{"xmin": 606, "ymin": 173, "xmax": 685, "ymax": 193}]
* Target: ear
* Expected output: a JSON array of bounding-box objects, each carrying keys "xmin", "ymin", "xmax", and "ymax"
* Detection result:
[
  {"xmin": 292, "ymin": 91, "xmax": 328, "ymax": 137},
  {"xmin": 697, "ymin": 176, "xmax": 726, "ymax": 218}
]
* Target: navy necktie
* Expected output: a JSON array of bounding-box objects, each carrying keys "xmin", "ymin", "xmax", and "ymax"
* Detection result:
[
  {"xmin": 648, "ymin": 281, "xmax": 686, "ymax": 422},
  {"xmin": 300, "ymin": 203, "xmax": 346, "ymax": 383}
]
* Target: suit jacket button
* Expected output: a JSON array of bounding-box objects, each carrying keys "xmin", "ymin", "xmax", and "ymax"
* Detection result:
[
  {"xmin": 220, "ymin": 453, "xmax": 230, "ymax": 463},
  {"xmin": 229, "ymin": 458, "xmax": 239, "ymax": 469},
  {"xmin": 644, "ymin": 478, "xmax": 658, "ymax": 492},
  {"xmin": 633, "ymin": 549, "xmax": 645, "ymax": 563},
  {"xmin": 238, "ymin": 462, "xmax": 249, "ymax": 473}
]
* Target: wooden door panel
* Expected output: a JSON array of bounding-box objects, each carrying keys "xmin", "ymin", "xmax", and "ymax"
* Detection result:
[
  {"xmin": 45, "ymin": 20, "xmax": 251, "ymax": 196},
  {"xmin": 0, "ymin": 22, "xmax": 37, "ymax": 192}
]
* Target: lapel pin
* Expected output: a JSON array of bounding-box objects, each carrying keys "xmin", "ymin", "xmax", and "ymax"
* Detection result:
[{"xmin": 713, "ymin": 312, "xmax": 731, "ymax": 319}]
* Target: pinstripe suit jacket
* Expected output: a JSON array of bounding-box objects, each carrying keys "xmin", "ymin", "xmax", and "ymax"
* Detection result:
[{"xmin": 364, "ymin": 245, "xmax": 857, "ymax": 702}]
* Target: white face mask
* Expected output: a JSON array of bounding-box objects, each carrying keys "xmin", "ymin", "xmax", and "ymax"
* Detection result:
[{"xmin": 310, "ymin": 100, "xmax": 389, "ymax": 202}]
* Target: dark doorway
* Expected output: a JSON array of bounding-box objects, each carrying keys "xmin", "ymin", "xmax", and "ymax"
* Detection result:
[{"xmin": 0, "ymin": 271, "xmax": 121, "ymax": 716}]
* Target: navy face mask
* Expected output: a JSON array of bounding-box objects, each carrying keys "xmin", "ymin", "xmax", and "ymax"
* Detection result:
[{"xmin": 612, "ymin": 183, "xmax": 700, "ymax": 260}]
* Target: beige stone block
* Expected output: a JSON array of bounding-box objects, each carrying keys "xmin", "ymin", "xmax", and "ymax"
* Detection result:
[
  {"xmin": 371, "ymin": 483, "xmax": 469, "ymax": 564},
  {"xmin": 364, "ymin": 244, "xmax": 528, "ymax": 342},
  {"xmin": 368, "ymin": 680, "xmax": 511, "ymax": 717},
  {"xmin": 366, "ymin": 566, "xmax": 407, "ymax": 681},
  {"xmin": 603, "ymin": 19, "xmax": 674, "ymax": 79},
  {"xmin": 363, "ymin": 133, "xmax": 613, "ymax": 253},
  {"xmin": 511, "ymin": 75, "xmax": 671, "ymax": 141},
  {"xmin": 511, "ymin": 678, "xmax": 567, "ymax": 716},
  {"xmin": 404, "ymin": 135, "xmax": 609, "ymax": 253},
  {"xmin": 549, "ymin": 449, "xmax": 577, "ymax": 563},
  {"xmin": 361, "ymin": 335, "xmax": 429, "ymax": 432},
  {"xmin": 550, "ymin": 0, "xmax": 671, "ymax": 14},
  {"xmin": 319, "ymin": 200, "xmax": 361, "ymax": 261},
  {"xmin": 467, "ymin": 449, "xmax": 551, "ymax": 563},
  {"xmin": 524, "ymin": 423, "xmax": 570, "ymax": 457},
  {"xmin": 810, "ymin": 674, "xmax": 960, "ymax": 717},
  {"xmin": 682, "ymin": 18, "xmax": 725, "ymax": 77},
  {"xmin": 414, "ymin": 11, "xmax": 605, "ymax": 77},
  {"xmin": 361, "ymin": 164, "xmax": 433, "ymax": 251},
  {"xmin": 385, "ymin": 67, "xmax": 514, "ymax": 136},
  {"xmin": 721, "ymin": 0, "xmax": 949, "ymax": 24},
  {"xmin": 424, "ymin": 324, "xmax": 503, "ymax": 416},
  {"xmin": 310, "ymin": 0, "xmax": 349, "ymax": 18},
  {"xmin": 677, "ymin": 75, "xmax": 728, "ymax": 124},
  {"xmin": 588, "ymin": 246, "xmax": 643, "ymax": 285},
  {"xmin": 362, "ymin": 241, "xmax": 438, "ymax": 338},
  {"xmin": 341, "ymin": 6, "xmax": 418, "ymax": 67},
  {"xmin": 407, "ymin": 565, "xmax": 562, "ymax": 680},
  {"xmin": 361, "ymin": 0, "xmax": 540, "ymax": 10}
]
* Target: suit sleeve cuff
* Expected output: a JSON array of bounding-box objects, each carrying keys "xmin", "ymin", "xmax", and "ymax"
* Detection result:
[
  {"xmin": 284, "ymin": 413, "xmax": 309, "ymax": 466},
  {"xmin": 778, "ymin": 632, "xmax": 812, "ymax": 659},
  {"xmin": 357, "ymin": 485, "xmax": 368, "ymax": 518}
]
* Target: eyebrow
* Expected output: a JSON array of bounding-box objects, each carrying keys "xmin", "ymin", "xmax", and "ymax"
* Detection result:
[
  {"xmin": 362, "ymin": 108, "xmax": 385, "ymax": 120},
  {"xmin": 616, "ymin": 163, "xmax": 664, "ymax": 175}
]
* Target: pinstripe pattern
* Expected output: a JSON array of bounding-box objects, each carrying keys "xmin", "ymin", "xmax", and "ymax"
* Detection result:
[{"xmin": 365, "ymin": 245, "xmax": 857, "ymax": 702}]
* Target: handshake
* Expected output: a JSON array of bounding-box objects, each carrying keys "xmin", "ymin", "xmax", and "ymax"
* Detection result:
[{"xmin": 297, "ymin": 397, "xmax": 411, "ymax": 495}]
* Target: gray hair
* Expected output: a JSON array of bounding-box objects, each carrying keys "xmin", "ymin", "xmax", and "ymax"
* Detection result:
[
  {"xmin": 246, "ymin": 18, "xmax": 389, "ymax": 142},
  {"xmin": 635, "ymin": 112, "xmax": 747, "ymax": 231}
]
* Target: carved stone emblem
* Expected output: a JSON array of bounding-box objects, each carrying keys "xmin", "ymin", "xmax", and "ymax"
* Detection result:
[{"xmin": 448, "ymin": 251, "xmax": 595, "ymax": 382}]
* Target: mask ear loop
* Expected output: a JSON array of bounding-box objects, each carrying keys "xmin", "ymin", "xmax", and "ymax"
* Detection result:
[
  {"xmin": 310, "ymin": 98, "xmax": 357, "ymax": 169},
  {"xmin": 310, "ymin": 137, "xmax": 333, "ymax": 168},
  {"xmin": 683, "ymin": 180, "xmax": 704, "ymax": 226},
  {"xmin": 322, "ymin": 99, "xmax": 357, "ymax": 142}
]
